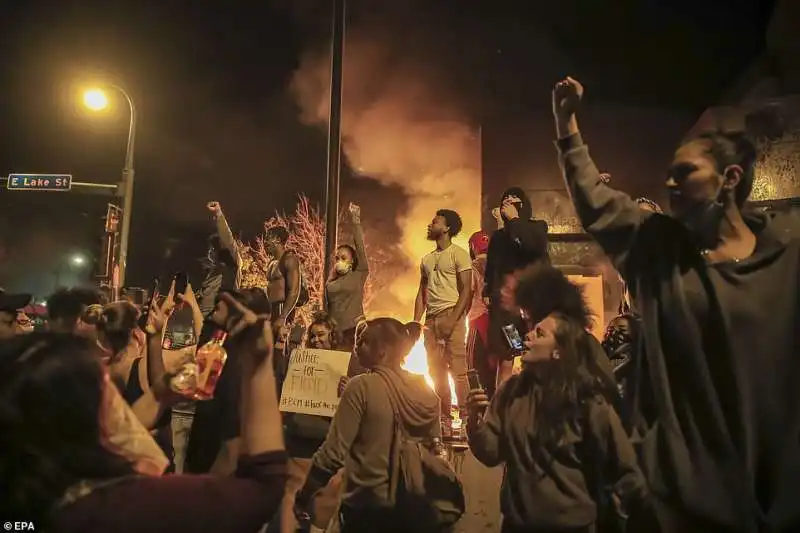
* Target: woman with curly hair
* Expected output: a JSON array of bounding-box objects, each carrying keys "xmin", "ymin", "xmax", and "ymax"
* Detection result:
[{"xmin": 467, "ymin": 264, "xmax": 646, "ymax": 533}]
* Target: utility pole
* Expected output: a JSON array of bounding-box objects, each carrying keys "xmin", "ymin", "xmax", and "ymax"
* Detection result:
[
  {"xmin": 116, "ymin": 87, "xmax": 137, "ymax": 290},
  {"xmin": 322, "ymin": 0, "xmax": 347, "ymax": 304}
]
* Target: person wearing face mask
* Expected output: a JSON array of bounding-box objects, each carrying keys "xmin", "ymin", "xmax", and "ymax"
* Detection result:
[
  {"xmin": 484, "ymin": 187, "xmax": 550, "ymax": 387},
  {"xmin": 271, "ymin": 313, "xmax": 364, "ymax": 533},
  {"xmin": 553, "ymin": 77, "xmax": 800, "ymax": 533},
  {"xmin": 467, "ymin": 265, "xmax": 646, "ymax": 533},
  {"xmin": 326, "ymin": 202, "xmax": 369, "ymax": 352}
]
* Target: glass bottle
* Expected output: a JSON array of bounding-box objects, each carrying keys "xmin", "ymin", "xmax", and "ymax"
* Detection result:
[
  {"xmin": 171, "ymin": 330, "xmax": 228, "ymax": 400},
  {"xmin": 193, "ymin": 330, "xmax": 228, "ymax": 400}
]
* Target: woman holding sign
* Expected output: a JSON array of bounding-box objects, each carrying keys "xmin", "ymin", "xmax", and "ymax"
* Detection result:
[{"xmin": 325, "ymin": 202, "xmax": 369, "ymax": 351}]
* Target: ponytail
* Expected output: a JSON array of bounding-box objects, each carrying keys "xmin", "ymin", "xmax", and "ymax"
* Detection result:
[{"xmin": 685, "ymin": 130, "xmax": 758, "ymax": 207}]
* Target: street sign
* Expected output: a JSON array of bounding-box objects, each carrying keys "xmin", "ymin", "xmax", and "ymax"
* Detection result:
[{"xmin": 6, "ymin": 174, "xmax": 72, "ymax": 191}]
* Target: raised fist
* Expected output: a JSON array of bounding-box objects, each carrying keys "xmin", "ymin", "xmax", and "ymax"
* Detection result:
[
  {"xmin": 348, "ymin": 202, "xmax": 361, "ymax": 222},
  {"xmin": 207, "ymin": 201, "xmax": 221, "ymax": 214},
  {"xmin": 552, "ymin": 77, "xmax": 584, "ymax": 120}
]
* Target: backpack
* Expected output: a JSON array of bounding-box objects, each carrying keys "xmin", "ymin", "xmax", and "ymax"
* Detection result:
[{"xmin": 374, "ymin": 369, "xmax": 465, "ymax": 532}]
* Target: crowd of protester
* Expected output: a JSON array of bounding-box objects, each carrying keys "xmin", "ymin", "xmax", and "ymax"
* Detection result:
[{"xmin": 1, "ymin": 76, "xmax": 798, "ymax": 533}]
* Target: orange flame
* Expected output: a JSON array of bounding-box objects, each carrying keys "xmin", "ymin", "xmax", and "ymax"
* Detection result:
[{"xmin": 401, "ymin": 319, "xmax": 468, "ymax": 407}]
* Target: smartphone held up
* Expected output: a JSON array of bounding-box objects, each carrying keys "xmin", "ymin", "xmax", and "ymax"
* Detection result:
[
  {"xmin": 467, "ymin": 368, "xmax": 482, "ymax": 391},
  {"xmin": 173, "ymin": 271, "xmax": 188, "ymax": 299},
  {"xmin": 501, "ymin": 323, "xmax": 525, "ymax": 354},
  {"xmin": 137, "ymin": 278, "xmax": 161, "ymax": 335}
]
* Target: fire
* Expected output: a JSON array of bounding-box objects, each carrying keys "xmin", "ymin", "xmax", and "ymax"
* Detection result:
[{"xmin": 401, "ymin": 321, "xmax": 467, "ymax": 407}]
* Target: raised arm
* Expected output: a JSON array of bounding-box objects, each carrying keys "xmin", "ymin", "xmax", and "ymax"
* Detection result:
[
  {"xmin": 349, "ymin": 202, "xmax": 369, "ymax": 273},
  {"xmin": 219, "ymin": 293, "xmax": 285, "ymax": 457},
  {"xmin": 131, "ymin": 287, "xmax": 178, "ymax": 429},
  {"xmin": 208, "ymin": 201, "xmax": 240, "ymax": 267},
  {"xmin": 552, "ymin": 78, "xmax": 650, "ymax": 270},
  {"xmin": 144, "ymin": 284, "xmax": 174, "ymax": 389},
  {"xmin": 180, "ymin": 282, "xmax": 205, "ymax": 339}
]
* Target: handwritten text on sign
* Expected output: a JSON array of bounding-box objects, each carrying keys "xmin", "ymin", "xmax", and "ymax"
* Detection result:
[{"xmin": 279, "ymin": 348, "xmax": 351, "ymax": 417}]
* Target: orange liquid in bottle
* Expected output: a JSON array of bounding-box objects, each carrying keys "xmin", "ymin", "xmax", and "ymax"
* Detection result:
[
  {"xmin": 176, "ymin": 330, "xmax": 228, "ymax": 401},
  {"xmin": 193, "ymin": 330, "xmax": 228, "ymax": 400}
]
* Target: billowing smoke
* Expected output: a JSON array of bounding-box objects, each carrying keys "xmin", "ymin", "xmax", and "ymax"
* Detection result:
[{"xmin": 289, "ymin": 31, "xmax": 481, "ymax": 317}]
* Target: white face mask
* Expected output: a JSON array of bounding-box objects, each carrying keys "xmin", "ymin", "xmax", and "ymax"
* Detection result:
[{"xmin": 335, "ymin": 260, "xmax": 352, "ymax": 275}]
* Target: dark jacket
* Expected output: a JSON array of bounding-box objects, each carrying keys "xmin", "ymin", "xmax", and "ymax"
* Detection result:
[
  {"xmin": 557, "ymin": 132, "xmax": 800, "ymax": 532},
  {"xmin": 483, "ymin": 188, "xmax": 549, "ymax": 303}
]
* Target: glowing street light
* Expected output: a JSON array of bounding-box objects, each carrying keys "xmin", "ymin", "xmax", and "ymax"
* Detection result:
[
  {"xmin": 70, "ymin": 254, "xmax": 86, "ymax": 267},
  {"xmin": 80, "ymin": 83, "xmax": 137, "ymax": 292},
  {"xmin": 83, "ymin": 89, "xmax": 109, "ymax": 111}
]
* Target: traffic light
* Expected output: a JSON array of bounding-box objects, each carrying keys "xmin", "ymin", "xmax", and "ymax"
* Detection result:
[
  {"xmin": 96, "ymin": 232, "xmax": 117, "ymax": 280},
  {"xmin": 104, "ymin": 204, "xmax": 122, "ymax": 233},
  {"xmin": 96, "ymin": 203, "xmax": 121, "ymax": 280}
]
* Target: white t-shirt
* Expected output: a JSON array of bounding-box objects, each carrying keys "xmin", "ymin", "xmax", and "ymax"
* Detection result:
[{"xmin": 420, "ymin": 243, "xmax": 472, "ymax": 317}]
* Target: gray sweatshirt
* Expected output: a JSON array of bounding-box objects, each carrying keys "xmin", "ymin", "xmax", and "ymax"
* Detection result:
[
  {"xmin": 557, "ymin": 132, "xmax": 800, "ymax": 531},
  {"xmin": 326, "ymin": 223, "xmax": 369, "ymax": 332},
  {"xmin": 301, "ymin": 367, "xmax": 440, "ymax": 509},
  {"xmin": 469, "ymin": 374, "xmax": 645, "ymax": 529}
]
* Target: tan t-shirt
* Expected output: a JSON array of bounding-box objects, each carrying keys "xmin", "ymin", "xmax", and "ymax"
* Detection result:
[{"xmin": 420, "ymin": 243, "xmax": 472, "ymax": 317}]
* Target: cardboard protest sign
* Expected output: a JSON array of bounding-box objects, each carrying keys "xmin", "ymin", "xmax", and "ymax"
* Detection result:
[{"xmin": 279, "ymin": 348, "xmax": 351, "ymax": 417}]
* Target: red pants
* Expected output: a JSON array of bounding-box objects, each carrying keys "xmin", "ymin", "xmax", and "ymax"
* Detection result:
[{"xmin": 467, "ymin": 313, "xmax": 497, "ymax": 398}]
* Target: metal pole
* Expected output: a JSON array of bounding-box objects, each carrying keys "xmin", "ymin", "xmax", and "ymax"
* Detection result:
[
  {"xmin": 322, "ymin": 0, "xmax": 346, "ymax": 305},
  {"xmin": 114, "ymin": 85, "xmax": 137, "ymax": 289}
]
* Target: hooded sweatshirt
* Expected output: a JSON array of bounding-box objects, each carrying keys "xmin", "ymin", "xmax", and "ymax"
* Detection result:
[
  {"xmin": 557, "ymin": 132, "xmax": 800, "ymax": 532},
  {"xmin": 483, "ymin": 187, "xmax": 550, "ymax": 305},
  {"xmin": 302, "ymin": 366, "xmax": 440, "ymax": 509},
  {"xmin": 468, "ymin": 372, "xmax": 646, "ymax": 529}
]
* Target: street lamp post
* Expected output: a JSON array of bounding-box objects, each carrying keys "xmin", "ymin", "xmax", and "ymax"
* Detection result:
[
  {"xmin": 322, "ymin": 0, "xmax": 347, "ymax": 297},
  {"xmin": 83, "ymin": 85, "xmax": 137, "ymax": 289},
  {"xmin": 117, "ymin": 87, "xmax": 137, "ymax": 290}
]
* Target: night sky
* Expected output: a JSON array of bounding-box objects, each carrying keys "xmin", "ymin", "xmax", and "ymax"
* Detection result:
[{"xmin": 0, "ymin": 0, "xmax": 775, "ymax": 297}]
